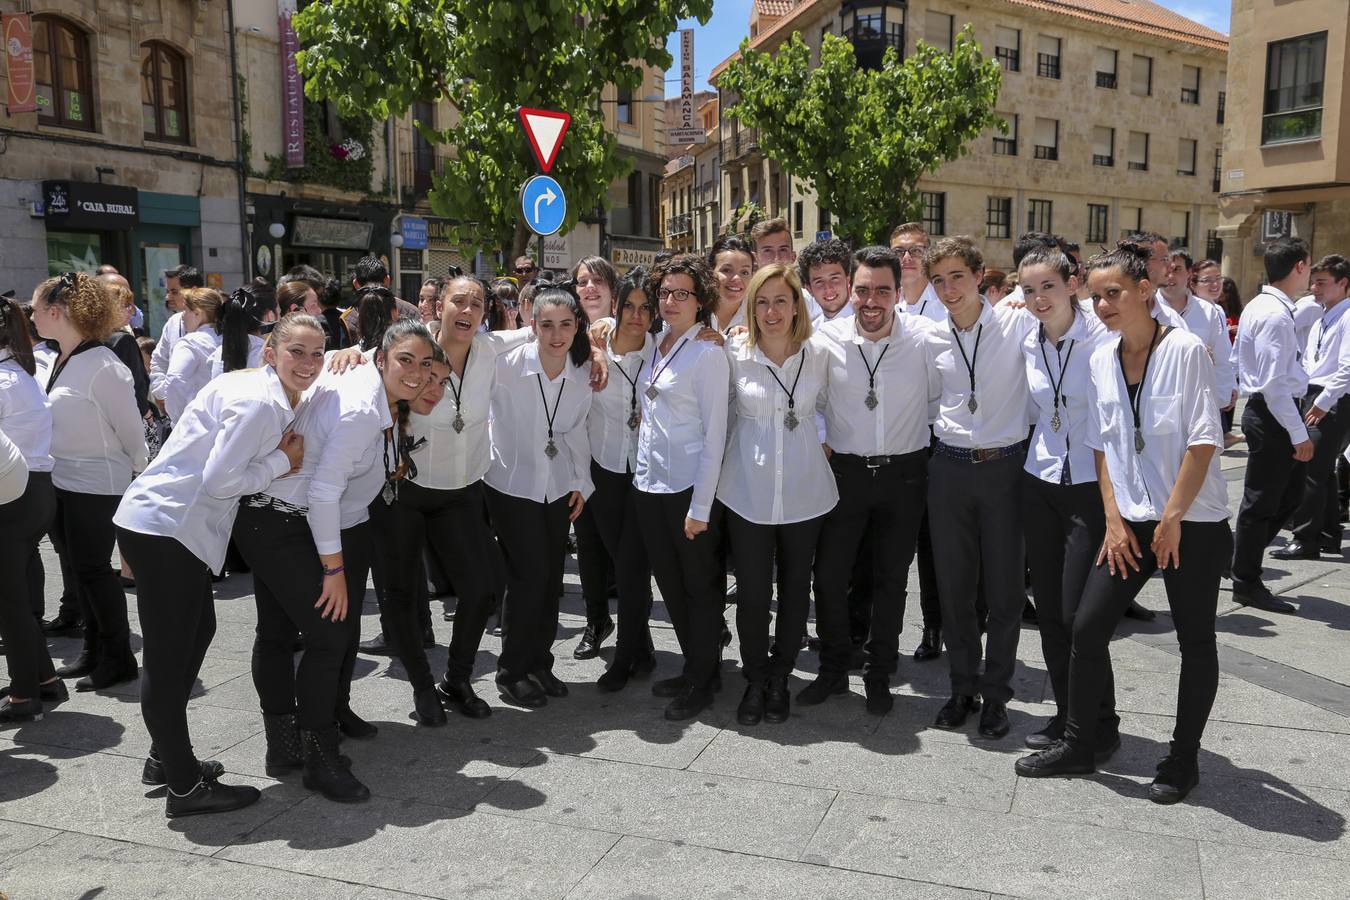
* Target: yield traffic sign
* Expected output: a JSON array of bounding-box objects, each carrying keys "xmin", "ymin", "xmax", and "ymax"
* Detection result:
[
  {"xmin": 520, "ymin": 175, "xmax": 566, "ymax": 236},
  {"xmin": 518, "ymin": 107, "xmax": 571, "ymax": 173}
]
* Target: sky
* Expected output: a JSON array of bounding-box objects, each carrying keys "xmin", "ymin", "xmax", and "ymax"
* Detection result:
[{"xmin": 664, "ymin": 0, "xmax": 1233, "ymax": 97}]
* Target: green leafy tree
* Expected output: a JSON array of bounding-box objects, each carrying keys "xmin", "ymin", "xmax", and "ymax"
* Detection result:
[
  {"xmin": 293, "ymin": 1, "xmax": 714, "ymax": 260},
  {"xmin": 719, "ymin": 27, "xmax": 1003, "ymax": 246}
]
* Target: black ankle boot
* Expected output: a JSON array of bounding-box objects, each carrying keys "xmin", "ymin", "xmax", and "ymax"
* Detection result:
[
  {"xmin": 55, "ymin": 649, "xmax": 97, "ymax": 680},
  {"xmin": 334, "ymin": 705, "xmax": 378, "ymax": 740},
  {"xmin": 301, "ymin": 727, "xmax": 370, "ymax": 803},
  {"xmin": 75, "ymin": 647, "xmax": 138, "ymax": 692},
  {"xmin": 1149, "ymin": 746, "xmax": 1200, "ymax": 805},
  {"xmin": 763, "ymin": 676, "xmax": 790, "ymax": 724},
  {"xmin": 737, "ymin": 681, "xmax": 766, "ymax": 726},
  {"xmin": 263, "ymin": 713, "xmax": 306, "ymax": 775},
  {"xmin": 142, "ymin": 746, "xmax": 226, "ymax": 787}
]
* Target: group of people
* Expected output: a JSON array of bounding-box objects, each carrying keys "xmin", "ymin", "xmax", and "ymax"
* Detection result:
[{"xmin": 1, "ymin": 214, "xmax": 1346, "ymax": 822}]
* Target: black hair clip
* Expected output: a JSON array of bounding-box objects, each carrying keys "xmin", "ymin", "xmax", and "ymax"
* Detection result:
[
  {"xmin": 55, "ymin": 271, "xmax": 78, "ymax": 299},
  {"xmin": 552, "ymin": 278, "xmax": 581, "ymax": 302}
]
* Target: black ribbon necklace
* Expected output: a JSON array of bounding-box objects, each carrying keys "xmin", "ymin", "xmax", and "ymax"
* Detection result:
[
  {"xmin": 645, "ymin": 336, "xmax": 689, "ymax": 401},
  {"xmin": 537, "ymin": 373, "xmax": 567, "ymax": 459},
  {"xmin": 43, "ymin": 339, "xmax": 102, "ymax": 393},
  {"xmin": 1038, "ymin": 323, "xmax": 1075, "ymax": 433},
  {"xmin": 447, "ymin": 346, "xmax": 470, "ymax": 433},
  {"xmin": 381, "ymin": 425, "xmax": 418, "ymax": 505},
  {"xmin": 953, "ymin": 323, "xmax": 983, "ymax": 413},
  {"xmin": 611, "ymin": 351, "xmax": 645, "ymax": 430},
  {"xmin": 1117, "ymin": 318, "xmax": 1162, "ymax": 454},
  {"xmin": 856, "ymin": 343, "xmax": 889, "ymax": 410},
  {"xmin": 763, "ymin": 348, "xmax": 805, "ymax": 431}
]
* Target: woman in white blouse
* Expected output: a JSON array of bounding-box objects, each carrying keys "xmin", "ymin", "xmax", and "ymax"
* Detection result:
[
  {"xmin": 635, "ymin": 254, "xmax": 730, "ymax": 722},
  {"xmin": 0, "ymin": 299, "xmax": 62, "ymax": 722},
  {"xmin": 1013, "ymin": 247, "xmax": 1119, "ymax": 759},
  {"xmin": 719, "ymin": 263, "xmax": 836, "ymax": 726},
  {"xmin": 233, "ymin": 319, "xmax": 436, "ymax": 804},
  {"xmin": 31, "ymin": 272, "xmax": 147, "ymax": 693},
  {"xmin": 710, "ymin": 234, "xmax": 755, "ymax": 333},
  {"xmin": 114, "ymin": 312, "xmax": 315, "ymax": 818},
  {"xmin": 209, "ymin": 285, "xmax": 279, "ymax": 378},
  {"xmin": 1015, "ymin": 243, "xmax": 1232, "ymax": 806},
  {"xmin": 163, "ymin": 288, "xmax": 225, "ymax": 422},
  {"xmin": 485, "ymin": 285, "xmax": 594, "ymax": 708}
]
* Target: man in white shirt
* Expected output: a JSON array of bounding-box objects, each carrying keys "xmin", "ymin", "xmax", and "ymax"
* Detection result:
[
  {"xmin": 797, "ymin": 238, "xmax": 854, "ymax": 325},
  {"xmin": 889, "ymin": 223, "xmax": 945, "ymax": 323},
  {"xmin": 1273, "ymin": 254, "xmax": 1350, "ymax": 561},
  {"xmin": 1158, "ymin": 249, "xmax": 1238, "ymax": 420},
  {"xmin": 1231, "ymin": 237, "xmax": 1315, "ymax": 613},
  {"xmin": 750, "ymin": 217, "xmax": 824, "ymax": 321},
  {"xmin": 148, "ymin": 263, "xmax": 202, "ymax": 408}
]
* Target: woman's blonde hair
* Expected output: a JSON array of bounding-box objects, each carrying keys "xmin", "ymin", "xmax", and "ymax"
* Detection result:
[
  {"xmin": 183, "ymin": 287, "xmax": 225, "ymax": 330},
  {"xmin": 745, "ymin": 263, "xmax": 812, "ymax": 347},
  {"xmin": 36, "ymin": 272, "xmax": 121, "ymax": 339}
]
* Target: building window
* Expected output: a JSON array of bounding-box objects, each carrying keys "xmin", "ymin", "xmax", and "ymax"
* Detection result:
[
  {"xmin": 1033, "ymin": 117, "xmax": 1059, "ymax": 161},
  {"xmin": 1213, "ymin": 147, "xmax": 1222, "ymax": 192},
  {"xmin": 627, "ymin": 172, "xmax": 641, "ymax": 233},
  {"xmin": 843, "ymin": 5, "xmax": 906, "ymax": 71},
  {"xmin": 793, "ymin": 200, "xmax": 804, "ymax": 236},
  {"xmin": 1131, "ymin": 54, "xmax": 1153, "ymax": 97},
  {"xmin": 925, "ymin": 11, "xmax": 953, "ymax": 52},
  {"xmin": 617, "ymin": 85, "xmax": 633, "ymax": 125},
  {"xmin": 1171, "ymin": 211, "xmax": 1191, "ymax": 248},
  {"xmin": 1087, "ymin": 204, "xmax": 1109, "ymax": 244},
  {"xmin": 1263, "ymin": 31, "xmax": 1326, "ymax": 144},
  {"xmin": 1181, "ymin": 65, "xmax": 1201, "ymax": 104},
  {"xmin": 1217, "ymin": 90, "xmax": 1226, "ymax": 124},
  {"xmin": 33, "ymin": 17, "xmax": 95, "ymax": 130},
  {"xmin": 995, "ymin": 26, "xmax": 1020, "ymax": 72},
  {"xmin": 1120, "ymin": 206, "xmax": 1142, "ymax": 238},
  {"xmin": 1027, "ymin": 199, "xmax": 1053, "ymax": 234},
  {"xmin": 1092, "ymin": 126, "xmax": 1115, "ymax": 167},
  {"xmin": 141, "ymin": 42, "xmax": 189, "ymax": 143},
  {"xmin": 1036, "ymin": 35, "xmax": 1061, "ymax": 79},
  {"xmin": 993, "ymin": 113, "xmax": 1018, "ymax": 156},
  {"xmin": 819, "ymin": 207, "xmax": 831, "ymax": 233},
  {"xmin": 1205, "ymin": 229, "xmax": 1223, "ymax": 260},
  {"xmin": 1128, "ymin": 131, "xmax": 1150, "ymax": 171},
  {"xmin": 987, "ymin": 196, "xmax": 1012, "ymax": 240},
  {"xmin": 1095, "ymin": 47, "xmax": 1117, "ymax": 88},
  {"xmin": 1177, "ymin": 138, "xmax": 1197, "ymax": 176},
  {"xmin": 650, "ymin": 174, "xmax": 661, "ymax": 236},
  {"xmin": 921, "ymin": 191, "xmax": 946, "ymax": 235}
]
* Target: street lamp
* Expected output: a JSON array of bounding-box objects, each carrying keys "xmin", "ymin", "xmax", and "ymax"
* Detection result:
[
  {"xmin": 268, "ymin": 222, "xmax": 286, "ymax": 240},
  {"xmin": 390, "ymin": 232, "xmax": 405, "ymax": 249}
]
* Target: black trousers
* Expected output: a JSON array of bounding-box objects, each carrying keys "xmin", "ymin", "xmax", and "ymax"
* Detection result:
[
  {"xmin": 53, "ymin": 489, "xmax": 131, "ymax": 658},
  {"xmin": 574, "ymin": 467, "xmax": 619, "ymax": 625},
  {"xmin": 485, "ymin": 488, "xmax": 571, "ymax": 680},
  {"xmin": 0, "ymin": 472, "xmax": 57, "ymax": 698},
  {"xmin": 384, "ymin": 480, "xmax": 498, "ymax": 688},
  {"xmin": 118, "ymin": 529, "xmax": 216, "ymax": 794},
  {"xmin": 635, "ymin": 487, "xmax": 724, "ymax": 689},
  {"xmin": 1021, "ymin": 474, "xmax": 1109, "ymax": 721},
  {"xmin": 233, "ymin": 505, "xmax": 365, "ymax": 731},
  {"xmin": 1286, "ymin": 390, "xmax": 1350, "ymax": 545},
  {"xmin": 727, "ymin": 510, "xmax": 822, "ymax": 681},
  {"xmin": 1065, "ymin": 519, "xmax": 1231, "ymax": 754},
  {"xmin": 582, "ymin": 462, "xmax": 653, "ymax": 661},
  {"xmin": 928, "ymin": 450, "xmax": 1026, "ymax": 703},
  {"xmin": 847, "ymin": 509, "xmax": 942, "ymax": 641},
  {"xmin": 813, "ymin": 451, "xmax": 927, "ymax": 680},
  {"xmin": 1233, "ymin": 394, "xmax": 1307, "ymax": 585}
]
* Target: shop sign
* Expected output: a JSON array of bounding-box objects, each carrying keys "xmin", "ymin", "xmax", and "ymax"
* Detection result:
[
  {"xmin": 42, "ymin": 180, "xmax": 139, "ymax": 230},
  {"xmin": 401, "ymin": 216, "xmax": 428, "ymax": 250},
  {"xmin": 279, "ymin": 0, "xmax": 304, "ymax": 168},
  {"xmin": 611, "ymin": 246, "xmax": 657, "ymax": 268},
  {"xmin": 542, "ymin": 235, "xmax": 568, "ymax": 269},
  {"xmin": 3, "ymin": 13, "xmax": 35, "ymax": 114},
  {"xmin": 426, "ymin": 217, "xmax": 457, "ymax": 250},
  {"xmin": 292, "ymin": 216, "xmax": 373, "ymax": 249}
]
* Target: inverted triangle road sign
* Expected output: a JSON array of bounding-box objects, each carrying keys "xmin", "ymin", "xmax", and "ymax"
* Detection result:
[{"xmin": 518, "ymin": 107, "xmax": 571, "ymax": 174}]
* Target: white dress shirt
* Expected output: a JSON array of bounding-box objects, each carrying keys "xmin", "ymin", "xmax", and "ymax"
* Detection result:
[
  {"xmin": 901, "ymin": 282, "xmax": 947, "ymax": 323},
  {"xmin": 1232, "ymin": 286, "xmax": 1311, "ymax": 444},
  {"xmin": 1294, "ymin": 295, "xmax": 1321, "ymax": 350},
  {"xmin": 587, "ymin": 333, "xmax": 655, "ymax": 475},
  {"xmin": 407, "ymin": 328, "xmax": 532, "ymax": 492},
  {"xmin": 35, "ymin": 342, "xmax": 147, "ymax": 494},
  {"xmin": 164, "ymin": 327, "xmax": 224, "ymax": 423},
  {"xmin": 634, "ymin": 324, "xmax": 730, "ymax": 522},
  {"xmin": 0, "ymin": 426, "xmax": 28, "ymax": 505},
  {"xmin": 113, "ymin": 366, "xmax": 297, "ymax": 572},
  {"xmin": 810, "ymin": 303, "xmax": 854, "ymax": 327},
  {"xmin": 149, "ymin": 310, "xmax": 187, "ymax": 401},
  {"xmin": 1155, "ymin": 291, "xmax": 1237, "ymax": 399},
  {"xmin": 209, "ymin": 334, "xmax": 265, "ymax": 379},
  {"xmin": 263, "ymin": 359, "xmax": 391, "ymax": 555},
  {"xmin": 1023, "ymin": 302, "xmax": 1112, "ymax": 485},
  {"xmin": 717, "ymin": 334, "xmax": 837, "ymax": 524},
  {"xmin": 0, "ymin": 355, "xmax": 54, "ymax": 473},
  {"xmin": 816, "ymin": 313, "xmax": 940, "ymax": 456},
  {"xmin": 486, "ymin": 343, "xmax": 594, "ymax": 503},
  {"xmin": 1086, "ymin": 328, "xmax": 1228, "ymax": 522},
  {"xmin": 712, "ymin": 303, "xmax": 747, "ymax": 335},
  {"xmin": 931, "ymin": 300, "xmax": 1037, "ymax": 450},
  {"xmin": 1303, "ymin": 300, "xmax": 1350, "ymax": 411}
]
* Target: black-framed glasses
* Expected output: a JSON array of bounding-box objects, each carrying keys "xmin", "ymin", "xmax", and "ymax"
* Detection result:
[
  {"xmin": 514, "ymin": 265, "xmax": 538, "ymax": 275},
  {"xmin": 656, "ymin": 287, "xmax": 694, "ymax": 302},
  {"xmin": 895, "ymin": 246, "xmax": 928, "ymax": 259}
]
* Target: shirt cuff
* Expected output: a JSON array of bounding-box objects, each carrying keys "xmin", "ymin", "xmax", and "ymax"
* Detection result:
[
  {"xmin": 687, "ymin": 499, "xmax": 712, "ymax": 522},
  {"xmin": 265, "ymin": 449, "xmax": 293, "ymax": 479},
  {"xmin": 1315, "ymin": 389, "xmax": 1337, "ymax": 413}
]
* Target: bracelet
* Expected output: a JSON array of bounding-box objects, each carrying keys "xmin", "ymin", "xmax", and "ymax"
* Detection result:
[{"xmin": 322, "ymin": 565, "xmax": 345, "ymax": 577}]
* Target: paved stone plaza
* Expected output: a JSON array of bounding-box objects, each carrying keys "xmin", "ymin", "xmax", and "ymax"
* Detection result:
[{"xmin": 2, "ymin": 447, "xmax": 1349, "ymax": 899}]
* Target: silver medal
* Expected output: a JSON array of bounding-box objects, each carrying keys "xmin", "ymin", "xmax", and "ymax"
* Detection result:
[
  {"xmin": 1050, "ymin": 411, "xmax": 1061, "ymax": 432},
  {"xmin": 968, "ymin": 396, "xmax": 979, "ymax": 414},
  {"xmin": 545, "ymin": 439, "xmax": 559, "ymax": 460},
  {"xmin": 1134, "ymin": 428, "xmax": 1146, "ymax": 454},
  {"xmin": 865, "ymin": 389, "xmax": 878, "ymax": 411},
  {"xmin": 452, "ymin": 411, "xmax": 465, "ymax": 433},
  {"xmin": 381, "ymin": 482, "xmax": 396, "ymax": 506},
  {"xmin": 784, "ymin": 409, "xmax": 799, "ymax": 431},
  {"xmin": 645, "ymin": 384, "xmax": 659, "ymax": 401}
]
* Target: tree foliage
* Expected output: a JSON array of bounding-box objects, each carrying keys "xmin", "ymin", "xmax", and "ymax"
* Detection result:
[
  {"xmin": 293, "ymin": 0, "xmax": 713, "ymax": 259},
  {"xmin": 719, "ymin": 28, "xmax": 1003, "ymax": 246}
]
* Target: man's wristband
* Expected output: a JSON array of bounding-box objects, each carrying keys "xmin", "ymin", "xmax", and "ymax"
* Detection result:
[{"xmin": 322, "ymin": 564, "xmax": 345, "ymax": 577}]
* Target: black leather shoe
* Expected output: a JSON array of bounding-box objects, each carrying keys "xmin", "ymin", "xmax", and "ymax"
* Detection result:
[
  {"xmin": 412, "ymin": 686, "xmax": 448, "ymax": 726},
  {"xmin": 796, "ymin": 672, "xmax": 849, "ymax": 706},
  {"xmin": 436, "ymin": 677, "xmax": 492, "ymax": 718},
  {"xmin": 142, "ymin": 754, "xmax": 227, "ymax": 787},
  {"xmin": 1272, "ymin": 540, "xmax": 1321, "ymax": 561},
  {"xmin": 55, "ymin": 651, "xmax": 96, "ymax": 679},
  {"xmin": 497, "ymin": 677, "xmax": 547, "ymax": 708},
  {"xmin": 978, "ymin": 700, "xmax": 1010, "ymax": 738},
  {"xmin": 737, "ymin": 681, "xmax": 765, "ymax": 725},
  {"xmin": 0, "ymin": 697, "xmax": 44, "ymax": 722},
  {"xmin": 913, "ymin": 626, "xmax": 942, "ymax": 661},
  {"xmin": 1014, "ymin": 740, "xmax": 1095, "ymax": 778},
  {"xmin": 75, "ymin": 653, "xmax": 138, "ymax": 692},
  {"xmin": 43, "ymin": 611, "xmax": 83, "ymax": 636},
  {"xmin": 358, "ymin": 632, "xmax": 394, "ymax": 656},
  {"xmin": 0, "ymin": 679, "xmax": 68, "ymax": 706},
  {"xmin": 165, "ymin": 779, "xmax": 262, "ymax": 818},
  {"xmin": 1321, "ymin": 536, "xmax": 1342, "ymax": 555},
  {"xmin": 664, "ymin": 685, "xmax": 713, "ymax": 721},
  {"xmin": 1123, "ymin": 600, "xmax": 1156, "ymax": 621},
  {"xmin": 933, "ymin": 694, "xmax": 980, "ymax": 729},
  {"xmin": 1233, "ymin": 581, "xmax": 1297, "ymax": 615},
  {"xmin": 1094, "ymin": 731, "xmax": 1122, "ymax": 763},
  {"xmin": 863, "ymin": 679, "xmax": 893, "ymax": 715},
  {"xmin": 763, "ymin": 676, "xmax": 790, "ymax": 724},
  {"xmin": 335, "ymin": 706, "xmax": 378, "ymax": 740},
  {"xmin": 1148, "ymin": 750, "xmax": 1199, "ymax": 804},
  {"xmin": 573, "ymin": 619, "xmax": 614, "ymax": 660},
  {"xmin": 597, "ymin": 652, "xmax": 656, "ymax": 693},
  {"xmin": 652, "ymin": 675, "xmax": 687, "ymax": 698},
  {"xmin": 1025, "ymin": 714, "xmax": 1065, "ymax": 749},
  {"xmin": 530, "ymin": 669, "xmax": 568, "ymax": 698}
]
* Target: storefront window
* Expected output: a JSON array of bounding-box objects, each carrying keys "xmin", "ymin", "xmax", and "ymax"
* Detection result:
[{"xmin": 46, "ymin": 231, "xmax": 101, "ymax": 276}]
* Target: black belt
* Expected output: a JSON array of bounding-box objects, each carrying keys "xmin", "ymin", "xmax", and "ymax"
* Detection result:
[
  {"xmin": 933, "ymin": 439, "xmax": 1027, "ymax": 464},
  {"xmin": 832, "ymin": 449, "xmax": 925, "ymax": 470},
  {"xmin": 1251, "ymin": 391, "xmax": 1302, "ymax": 406},
  {"xmin": 240, "ymin": 493, "xmax": 309, "ymax": 517}
]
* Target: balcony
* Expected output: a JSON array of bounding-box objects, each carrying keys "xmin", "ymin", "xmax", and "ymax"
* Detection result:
[
  {"xmin": 1181, "ymin": 87, "xmax": 1199, "ymax": 105},
  {"xmin": 666, "ymin": 213, "xmax": 692, "ymax": 237},
  {"xmin": 719, "ymin": 128, "xmax": 761, "ymax": 164},
  {"xmin": 993, "ymin": 137, "xmax": 1018, "ymax": 156},
  {"xmin": 1093, "ymin": 154, "xmax": 1114, "ymax": 167},
  {"xmin": 845, "ymin": 24, "xmax": 905, "ymax": 71},
  {"xmin": 400, "ymin": 151, "xmax": 446, "ymax": 202},
  {"xmin": 1096, "ymin": 71, "xmax": 1117, "ymax": 89},
  {"xmin": 1034, "ymin": 145, "xmax": 1058, "ymax": 161},
  {"xmin": 1128, "ymin": 160, "xmax": 1149, "ymax": 172}
]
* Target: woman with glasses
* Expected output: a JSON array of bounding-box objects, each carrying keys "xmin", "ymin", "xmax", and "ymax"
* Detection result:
[{"xmin": 1192, "ymin": 260, "xmax": 1240, "ymax": 443}]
